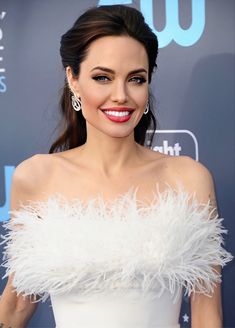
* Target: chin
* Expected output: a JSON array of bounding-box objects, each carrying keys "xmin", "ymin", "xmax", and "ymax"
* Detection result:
[{"xmin": 104, "ymin": 128, "xmax": 135, "ymax": 139}]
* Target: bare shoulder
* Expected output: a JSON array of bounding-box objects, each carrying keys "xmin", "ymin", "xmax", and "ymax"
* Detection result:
[
  {"xmin": 13, "ymin": 153, "xmax": 56, "ymax": 186},
  {"xmin": 168, "ymin": 155, "xmax": 213, "ymax": 178},
  {"xmin": 166, "ymin": 155, "xmax": 217, "ymax": 205},
  {"xmin": 11, "ymin": 153, "xmax": 58, "ymax": 205}
]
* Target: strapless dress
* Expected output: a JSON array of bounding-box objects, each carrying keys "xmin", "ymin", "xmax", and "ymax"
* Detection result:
[{"xmin": 1, "ymin": 183, "xmax": 233, "ymax": 328}]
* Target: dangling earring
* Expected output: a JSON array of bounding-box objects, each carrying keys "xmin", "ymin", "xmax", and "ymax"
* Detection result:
[
  {"xmin": 71, "ymin": 93, "xmax": 82, "ymax": 111},
  {"xmin": 144, "ymin": 102, "xmax": 149, "ymax": 115}
]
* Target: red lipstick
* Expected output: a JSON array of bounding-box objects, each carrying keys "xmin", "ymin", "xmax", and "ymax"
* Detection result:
[{"xmin": 100, "ymin": 107, "xmax": 135, "ymax": 123}]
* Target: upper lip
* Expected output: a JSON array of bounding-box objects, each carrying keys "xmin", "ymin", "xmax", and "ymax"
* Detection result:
[{"xmin": 100, "ymin": 107, "xmax": 135, "ymax": 112}]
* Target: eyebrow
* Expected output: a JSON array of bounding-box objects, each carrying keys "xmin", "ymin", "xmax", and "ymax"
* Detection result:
[{"xmin": 90, "ymin": 66, "xmax": 147, "ymax": 75}]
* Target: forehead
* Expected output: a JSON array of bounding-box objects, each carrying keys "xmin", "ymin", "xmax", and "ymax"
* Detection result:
[{"xmin": 81, "ymin": 35, "xmax": 148, "ymax": 72}]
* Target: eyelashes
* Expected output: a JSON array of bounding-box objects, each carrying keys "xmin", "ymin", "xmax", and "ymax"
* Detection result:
[
  {"xmin": 129, "ymin": 76, "xmax": 147, "ymax": 84},
  {"xmin": 92, "ymin": 75, "xmax": 147, "ymax": 85},
  {"xmin": 92, "ymin": 76, "xmax": 109, "ymax": 82}
]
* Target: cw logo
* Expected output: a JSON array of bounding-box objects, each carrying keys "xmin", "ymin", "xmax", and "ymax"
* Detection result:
[{"xmin": 98, "ymin": 0, "xmax": 205, "ymax": 47}]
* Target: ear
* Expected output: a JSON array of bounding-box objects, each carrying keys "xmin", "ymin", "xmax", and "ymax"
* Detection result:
[{"xmin": 66, "ymin": 66, "xmax": 80, "ymax": 97}]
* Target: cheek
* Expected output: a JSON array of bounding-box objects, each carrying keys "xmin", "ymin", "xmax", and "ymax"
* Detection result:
[
  {"xmin": 80, "ymin": 85, "xmax": 109, "ymax": 110},
  {"xmin": 128, "ymin": 86, "xmax": 148, "ymax": 108}
]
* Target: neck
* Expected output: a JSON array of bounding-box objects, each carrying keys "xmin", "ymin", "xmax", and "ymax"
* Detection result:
[{"xmin": 78, "ymin": 126, "xmax": 142, "ymax": 177}]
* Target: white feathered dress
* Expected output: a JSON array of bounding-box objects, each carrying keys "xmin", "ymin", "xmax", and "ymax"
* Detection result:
[{"xmin": 0, "ymin": 183, "xmax": 233, "ymax": 328}]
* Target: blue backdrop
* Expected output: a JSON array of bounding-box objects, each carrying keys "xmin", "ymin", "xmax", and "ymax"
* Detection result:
[{"xmin": 0, "ymin": 0, "xmax": 234, "ymax": 327}]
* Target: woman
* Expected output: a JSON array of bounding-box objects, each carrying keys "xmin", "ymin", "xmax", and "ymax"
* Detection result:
[{"xmin": 0, "ymin": 4, "xmax": 233, "ymax": 328}]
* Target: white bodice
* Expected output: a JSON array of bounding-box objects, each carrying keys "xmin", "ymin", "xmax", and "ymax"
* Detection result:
[
  {"xmin": 1, "ymin": 183, "xmax": 233, "ymax": 327},
  {"xmin": 50, "ymin": 288, "xmax": 182, "ymax": 328}
]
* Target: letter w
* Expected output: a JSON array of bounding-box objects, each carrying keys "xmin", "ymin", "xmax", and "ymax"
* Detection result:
[{"xmin": 140, "ymin": 0, "xmax": 205, "ymax": 47}]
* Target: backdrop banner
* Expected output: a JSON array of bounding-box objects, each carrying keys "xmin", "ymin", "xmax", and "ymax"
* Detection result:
[{"xmin": 0, "ymin": 1, "xmax": 234, "ymax": 327}]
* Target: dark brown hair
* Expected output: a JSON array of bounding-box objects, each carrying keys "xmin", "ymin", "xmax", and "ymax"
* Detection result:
[{"xmin": 49, "ymin": 5, "xmax": 159, "ymax": 153}]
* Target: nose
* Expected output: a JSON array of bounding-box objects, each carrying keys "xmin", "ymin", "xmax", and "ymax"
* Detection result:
[{"xmin": 110, "ymin": 80, "xmax": 128, "ymax": 104}]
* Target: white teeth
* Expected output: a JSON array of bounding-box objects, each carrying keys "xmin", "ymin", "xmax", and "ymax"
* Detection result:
[{"xmin": 103, "ymin": 111, "xmax": 130, "ymax": 117}]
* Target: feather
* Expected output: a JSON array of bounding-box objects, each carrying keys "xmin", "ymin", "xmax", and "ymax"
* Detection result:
[{"xmin": 0, "ymin": 182, "xmax": 233, "ymax": 303}]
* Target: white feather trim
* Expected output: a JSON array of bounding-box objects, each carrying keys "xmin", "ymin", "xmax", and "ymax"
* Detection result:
[{"xmin": 0, "ymin": 183, "xmax": 233, "ymax": 303}]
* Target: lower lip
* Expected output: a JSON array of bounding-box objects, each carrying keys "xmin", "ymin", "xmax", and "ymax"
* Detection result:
[{"xmin": 101, "ymin": 111, "xmax": 133, "ymax": 123}]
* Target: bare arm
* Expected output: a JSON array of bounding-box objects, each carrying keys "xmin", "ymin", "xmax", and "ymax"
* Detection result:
[
  {"xmin": 172, "ymin": 156, "xmax": 224, "ymax": 327},
  {"xmin": 0, "ymin": 274, "xmax": 38, "ymax": 327},
  {"xmin": 0, "ymin": 156, "xmax": 42, "ymax": 327},
  {"xmin": 190, "ymin": 190, "xmax": 223, "ymax": 328}
]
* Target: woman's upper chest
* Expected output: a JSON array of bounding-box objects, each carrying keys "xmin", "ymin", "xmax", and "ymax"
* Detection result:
[{"xmin": 45, "ymin": 152, "xmax": 174, "ymax": 204}]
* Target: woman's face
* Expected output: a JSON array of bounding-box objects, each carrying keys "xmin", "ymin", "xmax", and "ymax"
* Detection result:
[{"xmin": 67, "ymin": 35, "xmax": 149, "ymax": 140}]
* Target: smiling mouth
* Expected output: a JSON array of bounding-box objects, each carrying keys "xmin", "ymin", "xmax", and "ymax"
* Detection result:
[
  {"xmin": 100, "ymin": 107, "xmax": 135, "ymax": 115},
  {"xmin": 102, "ymin": 110, "xmax": 131, "ymax": 117},
  {"xmin": 100, "ymin": 107, "xmax": 135, "ymax": 122}
]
